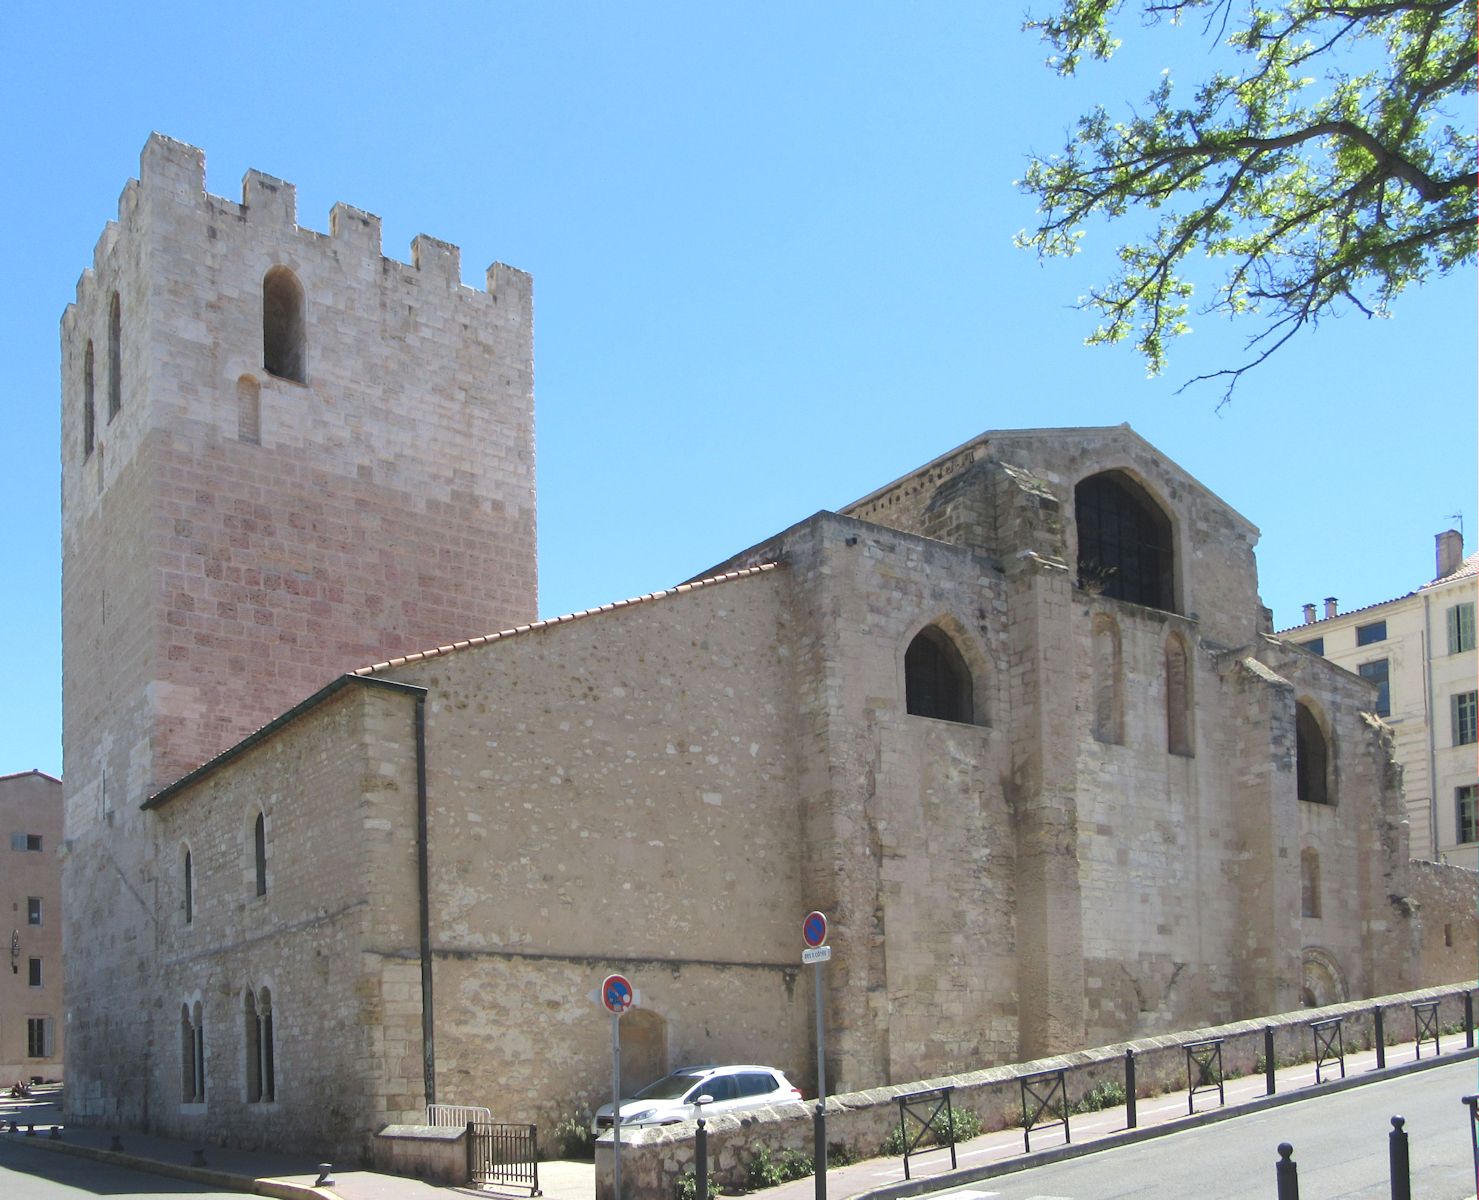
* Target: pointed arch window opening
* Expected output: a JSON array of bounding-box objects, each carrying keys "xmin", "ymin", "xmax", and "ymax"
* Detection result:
[
  {"xmin": 107, "ymin": 294, "xmax": 122, "ymax": 420},
  {"xmin": 83, "ymin": 341, "xmax": 96, "ymax": 458},
  {"xmin": 905, "ymin": 626, "xmax": 977, "ymax": 725},
  {"xmin": 253, "ymin": 813, "xmax": 267, "ymax": 897},
  {"xmin": 1296, "ymin": 703, "xmax": 1332, "ymax": 805},
  {"xmin": 1075, "ymin": 472, "xmax": 1176, "ymax": 612},
  {"xmin": 262, "ymin": 268, "xmax": 307, "ymax": 383}
]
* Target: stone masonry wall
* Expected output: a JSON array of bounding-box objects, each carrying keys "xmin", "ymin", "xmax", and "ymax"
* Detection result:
[
  {"xmin": 375, "ymin": 566, "xmax": 812, "ymax": 1129},
  {"xmin": 1408, "ymin": 859, "xmax": 1479, "ymax": 985},
  {"xmin": 0, "ymin": 772, "xmax": 65, "ymax": 1081}
]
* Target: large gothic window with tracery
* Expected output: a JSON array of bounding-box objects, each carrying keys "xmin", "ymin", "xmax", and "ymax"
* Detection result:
[{"xmin": 1074, "ymin": 471, "xmax": 1175, "ymax": 612}]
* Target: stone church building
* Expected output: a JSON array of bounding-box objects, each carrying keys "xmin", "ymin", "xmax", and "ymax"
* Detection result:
[{"xmin": 59, "ymin": 136, "xmax": 1462, "ymax": 1158}]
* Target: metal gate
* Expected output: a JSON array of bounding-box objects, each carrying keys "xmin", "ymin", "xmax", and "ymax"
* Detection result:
[{"xmin": 468, "ymin": 1121, "xmax": 542, "ymax": 1194}]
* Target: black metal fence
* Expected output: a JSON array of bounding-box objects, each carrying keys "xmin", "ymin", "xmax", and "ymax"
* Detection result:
[
  {"xmin": 893, "ymin": 1086, "xmax": 957, "ymax": 1180},
  {"xmin": 468, "ymin": 1121, "xmax": 542, "ymax": 1195},
  {"xmin": 1019, "ymin": 1068, "xmax": 1069, "ymax": 1153}
]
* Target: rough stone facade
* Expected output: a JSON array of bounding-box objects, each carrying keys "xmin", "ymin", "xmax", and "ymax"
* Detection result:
[
  {"xmin": 60, "ymin": 135, "xmax": 534, "ymax": 1133},
  {"xmin": 59, "ymin": 140, "xmax": 1469, "ymax": 1163}
]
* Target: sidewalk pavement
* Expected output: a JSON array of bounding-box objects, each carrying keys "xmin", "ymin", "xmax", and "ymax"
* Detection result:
[{"xmin": 1, "ymin": 1034, "xmax": 1473, "ymax": 1200}]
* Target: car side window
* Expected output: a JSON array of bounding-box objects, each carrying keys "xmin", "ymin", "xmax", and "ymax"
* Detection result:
[
  {"xmin": 738, "ymin": 1073, "xmax": 776, "ymax": 1097},
  {"xmin": 697, "ymin": 1075, "xmax": 737, "ymax": 1103}
]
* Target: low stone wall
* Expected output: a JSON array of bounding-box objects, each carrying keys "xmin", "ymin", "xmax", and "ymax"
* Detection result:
[
  {"xmin": 373, "ymin": 1124, "xmax": 467, "ymax": 1185},
  {"xmin": 595, "ymin": 982, "xmax": 1476, "ymax": 1200}
]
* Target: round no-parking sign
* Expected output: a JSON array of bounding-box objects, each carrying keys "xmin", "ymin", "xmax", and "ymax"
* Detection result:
[
  {"xmin": 803, "ymin": 910, "xmax": 828, "ymax": 949},
  {"xmin": 601, "ymin": 973, "xmax": 635, "ymax": 1014}
]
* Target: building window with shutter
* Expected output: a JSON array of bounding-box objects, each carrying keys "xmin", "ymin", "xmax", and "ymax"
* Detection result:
[{"xmin": 1448, "ymin": 602, "xmax": 1476, "ymax": 655}]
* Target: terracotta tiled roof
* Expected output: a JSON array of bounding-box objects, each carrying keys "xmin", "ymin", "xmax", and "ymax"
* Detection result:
[
  {"xmin": 1421, "ymin": 550, "xmax": 1479, "ymax": 590},
  {"xmin": 353, "ymin": 562, "xmax": 780, "ymax": 677}
]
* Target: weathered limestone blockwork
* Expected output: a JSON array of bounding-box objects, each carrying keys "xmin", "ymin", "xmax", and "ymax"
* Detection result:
[
  {"xmin": 61, "ymin": 135, "xmax": 535, "ymax": 1136},
  {"xmin": 60, "ymin": 141, "xmax": 1469, "ymax": 1165}
]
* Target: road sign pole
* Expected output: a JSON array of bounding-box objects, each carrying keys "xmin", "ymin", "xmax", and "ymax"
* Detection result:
[
  {"xmin": 813, "ymin": 952, "xmax": 826, "ymax": 1200},
  {"xmin": 611, "ymin": 1012, "xmax": 622, "ymax": 1200}
]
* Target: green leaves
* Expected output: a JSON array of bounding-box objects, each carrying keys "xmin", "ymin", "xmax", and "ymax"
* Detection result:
[{"xmin": 1018, "ymin": 0, "xmax": 1478, "ymax": 399}]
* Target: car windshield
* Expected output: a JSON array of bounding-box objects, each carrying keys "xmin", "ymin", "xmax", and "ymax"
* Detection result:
[{"xmin": 632, "ymin": 1071, "xmax": 708, "ymax": 1101}]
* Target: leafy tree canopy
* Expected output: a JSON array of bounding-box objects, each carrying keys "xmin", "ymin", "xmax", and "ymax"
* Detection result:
[{"xmin": 1017, "ymin": 0, "xmax": 1477, "ymax": 400}]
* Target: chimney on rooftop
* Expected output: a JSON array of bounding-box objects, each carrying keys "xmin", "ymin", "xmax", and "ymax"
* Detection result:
[
  {"xmin": 1436, "ymin": 529, "xmax": 1464, "ymax": 579},
  {"xmin": 1303, "ymin": 603, "xmax": 1317, "ymax": 625},
  {"xmin": 1324, "ymin": 597, "xmax": 1338, "ymax": 619}
]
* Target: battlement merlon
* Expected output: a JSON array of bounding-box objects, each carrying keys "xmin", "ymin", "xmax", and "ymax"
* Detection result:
[{"xmin": 101, "ymin": 132, "xmax": 523, "ymax": 297}]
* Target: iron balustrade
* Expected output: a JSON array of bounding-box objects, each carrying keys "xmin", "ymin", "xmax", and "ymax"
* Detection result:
[
  {"xmin": 1019, "ymin": 1069, "xmax": 1069, "ymax": 1153},
  {"xmin": 892, "ymin": 1086, "xmax": 957, "ymax": 1180},
  {"xmin": 427, "ymin": 1103, "xmax": 492, "ymax": 1127},
  {"xmin": 467, "ymin": 1121, "xmax": 541, "ymax": 1195},
  {"xmin": 1411, "ymin": 1001, "xmax": 1441, "ymax": 1060},
  {"xmin": 1183, "ymin": 1037, "xmax": 1224, "ymax": 1115},
  {"xmin": 1461, "ymin": 1094, "xmax": 1478, "ymax": 1192},
  {"xmin": 1308, "ymin": 1016, "xmax": 1345, "ymax": 1084}
]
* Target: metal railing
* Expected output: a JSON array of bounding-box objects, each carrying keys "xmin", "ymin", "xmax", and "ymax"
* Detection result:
[
  {"xmin": 1183, "ymin": 1037, "xmax": 1224, "ymax": 1115},
  {"xmin": 468, "ymin": 1120, "xmax": 541, "ymax": 1195},
  {"xmin": 1019, "ymin": 1068, "xmax": 1069, "ymax": 1153},
  {"xmin": 1411, "ymin": 1000, "xmax": 1441, "ymax": 1060},
  {"xmin": 1309, "ymin": 1016, "xmax": 1345, "ymax": 1084},
  {"xmin": 427, "ymin": 1103, "xmax": 492, "ymax": 1127},
  {"xmin": 893, "ymin": 1086, "xmax": 957, "ymax": 1180}
]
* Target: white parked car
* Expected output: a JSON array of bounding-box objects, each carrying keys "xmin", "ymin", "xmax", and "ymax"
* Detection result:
[{"xmin": 592, "ymin": 1064, "xmax": 803, "ymax": 1133}]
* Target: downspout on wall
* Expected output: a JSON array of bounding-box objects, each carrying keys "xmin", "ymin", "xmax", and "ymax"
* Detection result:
[{"xmin": 414, "ymin": 691, "xmax": 436, "ymax": 1105}]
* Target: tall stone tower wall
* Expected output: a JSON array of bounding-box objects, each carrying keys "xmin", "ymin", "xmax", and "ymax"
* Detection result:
[{"xmin": 59, "ymin": 134, "xmax": 537, "ymax": 1123}]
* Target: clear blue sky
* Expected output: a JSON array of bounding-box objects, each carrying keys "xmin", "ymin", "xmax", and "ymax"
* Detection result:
[{"xmin": 2, "ymin": 2, "xmax": 1473, "ymax": 780}]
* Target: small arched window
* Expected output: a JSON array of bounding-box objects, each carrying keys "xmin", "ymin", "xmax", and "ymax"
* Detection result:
[
  {"xmin": 245, "ymin": 986, "xmax": 275, "ymax": 1103},
  {"xmin": 253, "ymin": 812, "xmax": 268, "ymax": 897},
  {"xmin": 262, "ymin": 268, "xmax": 307, "ymax": 383},
  {"xmin": 183, "ymin": 847, "xmax": 194, "ymax": 924},
  {"xmin": 1301, "ymin": 848, "xmax": 1321, "ymax": 918},
  {"xmin": 83, "ymin": 341, "xmax": 96, "ymax": 458},
  {"xmin": 1165, "ymin": 634, "xmax": 1193, "ymax": 756},
  {"xmin": 237, "ymin": 376, "xmax": 261, "ymax": 444},
  {"xmin": 1092, "ymin": 614, "xmax": 1124, "ymax": 745},
  {"xmin": 1296, "ymin": 702, "xmax": 1332, "ymax": 805},
  {"xmin": 107, "ymin": 293, "xmax": 123, "ymax": 419},
  {"xmin": 1075, "ymin": 471, "xmax": 1175, "ymax": 612},
  {"xmin": 905, "ymin": 625, "xmax": 975, "ymax": 725},
  {"xmin": 180, "ymin": 1000, "xmax": 205, "ymax": 1103}
]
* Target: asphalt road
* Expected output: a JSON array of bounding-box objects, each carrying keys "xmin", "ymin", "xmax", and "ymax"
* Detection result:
[
  {"xmin": 0, "ymin": 1136, "xmax": 248, "ymax": 1200},
  {"xmin": 931, "ymin": 1059, "xmax": 1479, "ymax": 1200}
]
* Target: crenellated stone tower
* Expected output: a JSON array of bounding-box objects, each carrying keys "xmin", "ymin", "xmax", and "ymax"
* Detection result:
[{"xmin": 59, "ymin": 133, "xmax": 536, "ymax": 1122}]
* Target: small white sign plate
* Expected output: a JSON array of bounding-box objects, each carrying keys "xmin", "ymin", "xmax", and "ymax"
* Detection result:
[{"xmin": 802, "ymin": 945, "xmax": 832, "ymax": 964}]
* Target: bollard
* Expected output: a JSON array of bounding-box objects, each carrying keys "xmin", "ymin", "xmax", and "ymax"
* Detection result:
[
  {"xmin": 695, "ymin": 1106, "xmax": 709, "ymax": 1200},
  {"xmin": 25, "ymin": 1124, "xmax": 35, "ymax": 1137},
  {"xmin": 49, "ymin": 1126, "xmax": 60, "ymax": 1139},
  {"xmin": 1265, "ymin": 1027, "xmax": 1276, "ymax": 1096},
  {"xmin": 192, "ymin": 1148, "xmax": 207, "ymax": 1167},
  {"xmin": 1466, "ymin": 993, "xmax": 1474, "ymax": 1050},
  {"xmin": 1374, "ymin": 1007, "xmax": 1386, "ymax": 1070},
  {"xmin": 1276, "ymin": 1143, "xmax": 1299, "ymax": 1200},
  {"xmin": 1125, "ymin": 1048, "xmax": 1137, "ymax": 1129},
  {"xmin": 315, "ymin": 1163, "xmax": 335, "ymax": 1187},
  {"xmin": 109, "ymin": 1134, "xmax": 123, "ymax": 1152},
  {"xmin": 1389, "ymin": 1116, "xmax": 1410, "ymax": 1200}
]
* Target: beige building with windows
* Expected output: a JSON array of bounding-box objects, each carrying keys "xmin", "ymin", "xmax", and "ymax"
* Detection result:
[
  {"xmin": 1, "ymin": 770, "xmax": 64, "ymax": 1083},
  {"xmin": 57, "ymin": 136, "xmax": 1474, "ymax": 1160},
  {"xmin": 1280, "ymin": 532, "xmax": 1479, "ymax": 861}
]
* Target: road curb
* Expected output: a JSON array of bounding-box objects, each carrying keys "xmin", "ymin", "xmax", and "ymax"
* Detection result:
[
  {"xmin": 852, "ymin": 1045, "xmax": 1479, "ymax": 1200},
  {"xmin": 2, "ymin": 1125, "xmax": 341, "ymax": 1200}
]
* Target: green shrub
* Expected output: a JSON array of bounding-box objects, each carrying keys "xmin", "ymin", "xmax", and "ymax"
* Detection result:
[
  {"xmin": 1071, "ymin": 1080, "xmax": 1127, "ymax": 1114},
  {"xmin": 550, "ymin": 1113, "xmax": 595, "ymax": 1160},
  {"xmin": 826, "ymin": 1142, "xmax": 858, "ymax": 1168},
  {"xmin": 879, "ymin": 1107, "xmax": 982, "ymax": 1156},
  {"xmin": 745, "ymin": 1145, "xmax": 814, "ymax": 1189},
  {"xmin": 675, "ymin": 1169, "xmax": 719, "ymax": 1200}
]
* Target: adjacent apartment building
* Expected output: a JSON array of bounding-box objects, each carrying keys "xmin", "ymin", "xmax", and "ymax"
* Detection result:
[
  {"xmin": 1280, "ymin": 531, "xmax": 1478, "ymax": 862},
  {"xmin": 1, "ymin": 769, "xmax": 64, "ymax": 1082}
]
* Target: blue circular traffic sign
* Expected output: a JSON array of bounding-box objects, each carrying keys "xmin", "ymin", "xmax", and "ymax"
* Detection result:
[
  {"xmin": 601, "ymin": 973, "xmax": 634, "ymax": 1014},
  {"xmin": 803, "ymin": 911, "xmax": 828, "ymax": 949}
]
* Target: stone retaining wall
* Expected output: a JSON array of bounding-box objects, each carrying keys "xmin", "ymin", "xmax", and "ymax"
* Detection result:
[{"xmin": 596, "ymin": 982, "xmax": 1476, "ymax": 1200}]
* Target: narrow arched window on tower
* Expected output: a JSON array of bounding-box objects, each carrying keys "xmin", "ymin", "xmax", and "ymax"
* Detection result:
[
  {"xmin": 183, "ymin": 847, "xmax": 193, "ymax": 924},
  {"xmin": 180, "ymin": 1004, "xmax": 196, "ymax": 1102},
  {"xmin": 83, "ymin": 341, "xmax": 96, "ymax": 458},
  {"xmin": 1165, "ymin": 634, "xmax": 1193, "ymax": 756},
  {"xmin": 905, "ymin": 626, "xmax": 975, "ymax": 724},
  {"xmin": 253, "ymin": 812, "xmax": 267, "ymax": 897},
  {"xmin": 262, "ymin": 268, "xmax": 307, "ymax": 383},
  {"xmin": 237, "ymin": 376, "xmax": 261, "ymax": 444},
  {"xmin": 107, "ymin": 293, "xmax": 123, "ymax": 419},
  {"xmin": 1296, "ymin": 702, "xmax": 1332, "ymax": 805}
]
